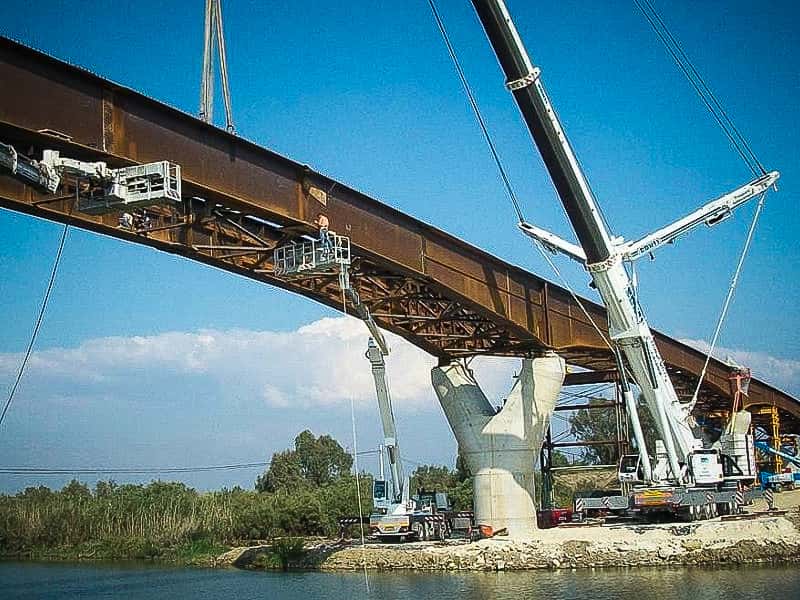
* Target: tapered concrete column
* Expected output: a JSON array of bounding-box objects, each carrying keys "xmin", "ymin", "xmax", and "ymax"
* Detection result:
[{"xmin": 431, "ymin": 353, "xmax": 565, "ymax": 538}]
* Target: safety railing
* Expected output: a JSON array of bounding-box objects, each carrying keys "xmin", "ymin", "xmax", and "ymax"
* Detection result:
[{"xmin": 273, "ymin": 232, "xmax": 351, "ymax": 279}]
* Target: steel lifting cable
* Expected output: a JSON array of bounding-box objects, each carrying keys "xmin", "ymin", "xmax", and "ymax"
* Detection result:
[
  {"xmin": 213, "ymin": 0, "xmax": 236, "ymax": 134},
  {"xmin": 426, "ymin": 0, "xmax": 613, "ymax": 350},
  {"xmin": 535, "ymin": 243, "xmax": 612, "ymax": 349},
  {"xmin": 340, "ymin": 285, "xmax": 370, "ymax": 593},
  {"xmin": 0, "ymin": 224, "xmax": 69, "ymax": 431},
  {"xmin": 632, "ymin": 1, "xmax": 771, "ymax": 402},
  {"xmin": 689, "ymin": 192, "xmax": 767, "ymax": 408},
  {"xmin": 633, "ymin": 0, "xmax": 765, "ymax": 176},
  {"xmin": 426, "ymin": 0, "xmax": 524, "ymax": 222}
]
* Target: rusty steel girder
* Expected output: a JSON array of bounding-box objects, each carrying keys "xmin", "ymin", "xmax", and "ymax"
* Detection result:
[{"xmin": 0, "ymin": 37, "xmax": 797, "ymax": 432}]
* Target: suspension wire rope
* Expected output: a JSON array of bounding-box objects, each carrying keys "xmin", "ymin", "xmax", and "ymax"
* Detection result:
[
  {"xmin": 688, "ymin": 192, "xmax": 767, "ymax": 409},
  {"xmin": 535, "ymin": 243, "xmax": 613, "ymax": 349},
  {"xmin": 349, "ymin": 389, "xmax": 370, "ymax": 593},
  {"xmin": 213, "ymin": 0, "xmax": 235, "ymax": 133},
  {"xmin": 426, "ymin": 0, "xmax": 524, "ymax": 222},
  {"xmin": 632, "ymin": 0, "xmax": 774, "ymax": 407},
  {"xmin": 427, "ymin": 0, "xmax": 614, "ymax": 351},
  {"xmin": 341, "ymin": 286, "xmax": 369, "ymax": 593},
  {"xmin": 0, "ymin": 224, "xmax": 69, "ymax": 432},
  {"xmin": 633, "ymin": 0, "xmax": 765, "ymax": 176}
]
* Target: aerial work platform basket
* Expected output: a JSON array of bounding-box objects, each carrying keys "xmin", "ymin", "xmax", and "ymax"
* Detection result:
[{"xmin": 273, "ymin": 232, "xmax": 351, "ymax": 280}]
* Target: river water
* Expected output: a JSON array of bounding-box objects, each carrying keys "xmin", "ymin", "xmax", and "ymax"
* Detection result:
[{"xmin": 2, "ymin": 562, "xmax": 797, "ymax": 599}]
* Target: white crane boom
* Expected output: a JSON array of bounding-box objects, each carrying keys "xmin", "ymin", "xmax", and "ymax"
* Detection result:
[
  {"xmin": 365, "ymin": 338, "xmax": 404, "ymax": 503},
  {"xmin": 621, "ymin": 171, "xmax": 778, "ymax": 262}
]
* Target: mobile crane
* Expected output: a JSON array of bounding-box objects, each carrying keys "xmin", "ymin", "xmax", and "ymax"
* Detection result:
[
  {"xmin": 470, "ymin": 0, "xmax": 777, "ymax": 519},
  {"xmin": 273, "ymin": 233, "xmax": 468, "ymax": 541},
  {"xmin": 364, "ymin": 337, "xmax": 463, "ymax": 541}
]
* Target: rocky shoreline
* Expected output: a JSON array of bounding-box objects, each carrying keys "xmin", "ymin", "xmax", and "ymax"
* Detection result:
[{"xmin": 219, "ymin": 512, "xmax": 800, "ymax": 572}]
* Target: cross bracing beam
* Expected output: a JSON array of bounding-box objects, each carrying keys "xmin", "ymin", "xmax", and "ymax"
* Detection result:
[{"xmin": 0, "ymin": 37, "xmax": 797, "ymax": 432}]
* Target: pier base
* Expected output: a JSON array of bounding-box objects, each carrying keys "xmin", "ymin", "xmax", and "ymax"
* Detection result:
[{"xmin": 431, "ymin": 353, "xmax": 565, "ymax": 538}]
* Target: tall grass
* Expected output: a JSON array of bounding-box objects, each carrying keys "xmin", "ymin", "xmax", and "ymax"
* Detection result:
[{"xmin": 0, "ymin": 477, "xmax": 372, "ymax": 559}]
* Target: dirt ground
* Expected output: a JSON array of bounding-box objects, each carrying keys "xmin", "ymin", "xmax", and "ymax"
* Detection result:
[{"xmin": 749, "ymin": 486, "xmax": 800, "ymax": 511}]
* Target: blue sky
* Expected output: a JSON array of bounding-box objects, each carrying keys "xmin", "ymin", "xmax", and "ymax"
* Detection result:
[{"xmin": 0, "ymin": 1, "xmax": 798, "ymax": 492}]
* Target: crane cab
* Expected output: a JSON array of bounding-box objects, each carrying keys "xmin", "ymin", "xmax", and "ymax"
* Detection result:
[
  {"xmin": 618, "ymin": 453, "xmax": 644, "ymax": 484},
  {"xmin": 689, "ymin": 449, "xmax": 724, "ymax": 485}
]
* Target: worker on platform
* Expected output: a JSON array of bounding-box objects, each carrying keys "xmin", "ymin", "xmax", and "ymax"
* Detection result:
[
  {"xmin": 314, "ymin": 212, "xmax": 332, "ymax": 256},
  {"xmin": 119, "ymin": 212, "xmax": 134, "ymax": 230}
]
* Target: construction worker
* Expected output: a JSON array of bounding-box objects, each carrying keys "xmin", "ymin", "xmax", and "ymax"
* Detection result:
[
  {"xmin": 314, "ymin": 212, "xmax": 332, "ymax": 256},
  {"xmin": 119, "ymin": 212, "xmax": 134, "ymax": 229}
]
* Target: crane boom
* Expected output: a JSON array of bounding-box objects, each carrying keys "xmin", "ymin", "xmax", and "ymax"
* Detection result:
[
  {"xmin": 621, "ymin": 171, "xmax": 778, "ymax": 262},
  {"xmin": 366, "ymin": 338, "xmax": 404, "ymax": 503}
]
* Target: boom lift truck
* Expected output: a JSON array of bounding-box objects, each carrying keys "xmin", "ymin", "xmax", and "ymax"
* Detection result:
[
  {"xmin": 757, "ymin": 438, "xmax": 800, "ymax": 491},
  {"xmin": 364, "ymin": 337, "xmax": 462, "ymax": 541},
  {"xmin": 273, "ymin": 232, "xmax": 469, "ymax": 541},
  {"xmin": 470, "ymin": 0, "xmax": 778, "ymax": 520}
]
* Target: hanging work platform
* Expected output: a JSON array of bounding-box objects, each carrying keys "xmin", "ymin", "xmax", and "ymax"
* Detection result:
[
  {"xmin": 78, "ymin": 161, "xmax": 182, "ymax": 215},
  {"xmin": 273, "ymin": 232, "xmax": 351, "ymax": 280}
]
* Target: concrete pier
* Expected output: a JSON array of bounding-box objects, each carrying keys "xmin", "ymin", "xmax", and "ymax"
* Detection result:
[{"xmin": 431, "ymin": 353, "xmax": 565, "ymax": 538}]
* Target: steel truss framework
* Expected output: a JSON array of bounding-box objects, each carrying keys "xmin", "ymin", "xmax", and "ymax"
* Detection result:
[{"xmin": 0, "ymin": 37, "xmax": 797, "ymax": 434}]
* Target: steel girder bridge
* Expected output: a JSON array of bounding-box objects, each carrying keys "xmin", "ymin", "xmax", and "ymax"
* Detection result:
[{"xmin": 0, "ymin": 37, "xmax": 797, "ymax": 439}]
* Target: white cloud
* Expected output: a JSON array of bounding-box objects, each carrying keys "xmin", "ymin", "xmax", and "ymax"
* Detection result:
[
  {"xmin": 679, "ymin": 338, "xmax": 800, "ymax": 396},
  {"xmin": 5, "ymin": 323, "xmax": 793, "ymax": 417},
  {"xmin": 0, "ymin": 317, "xmax": 569, "ymax": 415},
  {"xmin": 0, "ymin": 317, "xmax": 445, "ymax": 412},
  {"xmin": 0, "ymin": 318, "xmax": 538, "ymax": 492}
]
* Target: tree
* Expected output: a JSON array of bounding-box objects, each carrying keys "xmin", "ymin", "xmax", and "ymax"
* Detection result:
[
  {"xmin": 94, "ymin": 480, "xmax": 117, "ymax": 498},
  {"xmin": 551, "ymin": 449, "xmax": 571, "ymax": 467},
  {"xmin": 409, "ymin": 465, "xmax": 457, "ymax": 493},
  {"xmin": 408, "ymin": 459, "xmax": 476, "ymax": 511},
  {"xmin": 454, "ymin": 453, "xmax": 471, "ymax": 482},
  {"xmin": 568, "ymin": 395, "xmax": 658, "ymax": 465},
  {"xmin": 256, "ymin": 450, "xmax": 305, "ymax": 493},
  {"xmin": 60, "ymin": 479, "xmax": 91, "ymax": 501},
  {"xmin": 295, "ymin": 430, "xmax": 352, "ymax": 486},
  {"xmin": 256, "ymin": 430, "xmax": 353, "ymax": 492}
]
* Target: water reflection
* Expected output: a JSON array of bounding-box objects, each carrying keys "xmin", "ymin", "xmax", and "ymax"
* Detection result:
[{"xmin": 2, "ymin": 562, "xmax": 797, "ymax": 600}]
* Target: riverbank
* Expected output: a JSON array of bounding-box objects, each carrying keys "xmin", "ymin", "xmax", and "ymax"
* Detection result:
[
  {"xmin": 6, "ymin": 485, "xmax": 799, "ymax": 572},
  {"xmin": 220, "ymin": 500, "xmax": 800, "ymax": 572},
  {"xmin": 7, "ymin": 510, "xmax": 799, "ymax": 571}
]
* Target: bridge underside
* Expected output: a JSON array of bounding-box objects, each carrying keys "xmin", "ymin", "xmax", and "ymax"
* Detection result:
[{"xmin": 0, "ymin": 37, "xmax": 797, "ymax": 435}]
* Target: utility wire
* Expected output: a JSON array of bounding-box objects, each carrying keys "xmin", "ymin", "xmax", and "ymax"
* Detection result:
[
  {"xmin": 427, "ymin": 0, "xmax": 525, "ymax": 222},
  {"xmin": 0, "ymin": 461, "xmax": 270, "ymax": 475},
  {"xmin": 0, "ymin": 224, "xmax": 69, "ymax": 431}
]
